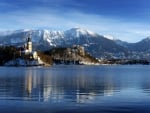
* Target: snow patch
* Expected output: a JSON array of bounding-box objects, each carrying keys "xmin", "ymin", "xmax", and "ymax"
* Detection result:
[{"xmin": 103, "ymin": 35, "xmax": 117, "ymax": 40}]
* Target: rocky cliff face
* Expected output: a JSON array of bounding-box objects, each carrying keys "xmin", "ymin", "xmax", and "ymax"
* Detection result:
[{"xmin": 45, "ymin": 46, "xmax": 99, "ymax": 65}]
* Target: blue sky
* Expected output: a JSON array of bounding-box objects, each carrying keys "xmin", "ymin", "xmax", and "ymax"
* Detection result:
[{"xmin": 0, "ymin": 0, "xmax": 150, "ymax": 42}]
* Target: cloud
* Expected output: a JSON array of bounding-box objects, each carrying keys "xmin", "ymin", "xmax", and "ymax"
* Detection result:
[{"xmin": 0, "ymin": 7, "xmax": 150, "ymax": 42}]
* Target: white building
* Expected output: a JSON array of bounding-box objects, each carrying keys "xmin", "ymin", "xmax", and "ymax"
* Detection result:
[{"xmin": 22, "ymin": 34, "xmax": 38, "ymax": 60}]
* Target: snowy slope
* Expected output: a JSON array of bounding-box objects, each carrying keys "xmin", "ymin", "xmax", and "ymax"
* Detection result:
[
  {"xmin": 0, "ymin": 28, "xmax": 99, "ymax": 48},
  {"xmin": 0, "ymin": 28, "xmax": 128, "ymax": 58}
]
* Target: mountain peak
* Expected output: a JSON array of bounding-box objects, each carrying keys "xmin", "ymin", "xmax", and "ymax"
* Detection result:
[
  {"xmin": 142, "ymin": 36, "xmax": 150, "ymax": 42},
  {"xmin": 103, "ymin": 35, "xmax": 117, "ymax": 40},
  {"xmin": 67, "ymin": 27, "xmax": 98, "ymax": 37}
]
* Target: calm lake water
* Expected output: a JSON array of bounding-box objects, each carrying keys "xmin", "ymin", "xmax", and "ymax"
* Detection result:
[{"xmin": 0, "ymin": 65, "xmax": 150, "ymax": 113}]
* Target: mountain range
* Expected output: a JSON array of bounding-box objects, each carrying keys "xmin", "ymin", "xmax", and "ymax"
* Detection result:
[{"xmin": 0, "ymin": 28, "xmax": 150, "ymax": 59}]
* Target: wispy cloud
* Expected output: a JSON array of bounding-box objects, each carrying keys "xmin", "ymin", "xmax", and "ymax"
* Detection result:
[{"xmin": 0, "ymin": 5, "xmax": 150, "ymax": 42}]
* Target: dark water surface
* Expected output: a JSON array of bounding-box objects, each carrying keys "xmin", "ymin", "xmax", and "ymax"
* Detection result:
[{"xmin": 0, "ymin": 65, "xmax": 150, "ymax": 113}]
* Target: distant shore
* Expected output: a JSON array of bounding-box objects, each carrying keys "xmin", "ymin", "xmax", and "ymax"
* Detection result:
[{"xmin": 3, "ymin": 58, "xmax": 150, "ymax": 67}]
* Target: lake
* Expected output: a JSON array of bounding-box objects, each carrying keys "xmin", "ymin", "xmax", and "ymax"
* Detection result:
[{"xmin": 0, "ymin": 65, "xmax": 150, "ymax": 113}]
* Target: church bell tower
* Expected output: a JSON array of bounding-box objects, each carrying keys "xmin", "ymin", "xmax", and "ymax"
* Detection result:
[{"xmin": 27, "ymin": 33, "xmax": 32, "ymax": 53}]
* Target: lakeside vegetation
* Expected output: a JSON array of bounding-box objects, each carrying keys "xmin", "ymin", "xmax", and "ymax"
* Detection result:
[
  {"xmin": 44, "ymin": 47, "xmax": 99, "ymax": 64},
  {"xmin": 0, "ymin": 46, "xmax": 53, "ymax": 66},
  {"xmin": 0, "ymin": 46, "xmax": 98, "ymax": 66},
  {"xmin": 0, "ymin": 46, "xmax": 150, "ymax": 66},
  {"xmin": 37, "ymin": 51, "xmax": 53, "ymax": 65},
  {"xmin": 100, "ymin": 59, "xmax": 150, "ymax": 65},
  {"xmin": 0, "ymin": 46, "xmax": 20, "ymax": 65}
]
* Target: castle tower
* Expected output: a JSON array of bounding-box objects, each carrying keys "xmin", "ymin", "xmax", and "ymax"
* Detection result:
[{"xmin": 27, "ymin": 34, "xmax": 32, "ymax": 53}]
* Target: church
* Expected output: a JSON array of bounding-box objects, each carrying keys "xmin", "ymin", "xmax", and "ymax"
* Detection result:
[{"xmin": 21, "ymin": 34, "xmax": 38, "ymax": 60}]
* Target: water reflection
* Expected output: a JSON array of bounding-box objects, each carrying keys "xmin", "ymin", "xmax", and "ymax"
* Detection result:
[
  {"xmin": 0, "ymin": 66, "xmax": 112, "ymax": 103},
  {"xmin": 0, "ymin": 65, "xmax": 150, "ymax": 104}
]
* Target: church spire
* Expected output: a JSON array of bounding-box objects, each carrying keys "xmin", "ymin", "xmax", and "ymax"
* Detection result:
[
  {"xmin": 27, "ymin": 32, "xmax": 31, "ymax": 42},
  {"xmin": 26, "ymin": 32, "xmax": 32, "ymax": 52}
]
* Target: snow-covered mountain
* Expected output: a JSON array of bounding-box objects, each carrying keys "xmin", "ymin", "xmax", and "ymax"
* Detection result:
[
  {"xmin": 1, "ymin": 27, "xmax": 150, "ymax": 59},
  {"xmin": 2, "ymin": 27, "xmax": 150, "ymax": 59},
  {"xmin": 0, "ymin": 28, "xmax": 128, "ymax": 58},
  {"xmin": 127, "ymin": 37, "xmax": 150, "ymax": 52},
  {"xmin": 112, "ymin": 36, "xmax": 150, "ymax": 52}
]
